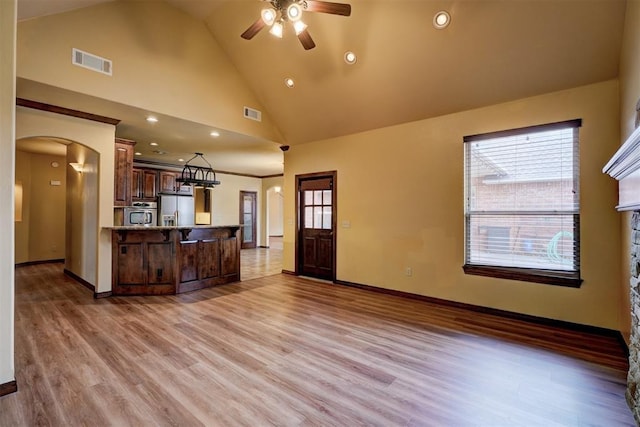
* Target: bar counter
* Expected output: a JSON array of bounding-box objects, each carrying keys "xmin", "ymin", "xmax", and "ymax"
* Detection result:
[{"xmin": 108, "ymin": 225, "xmax": 241, "ymax": 295}]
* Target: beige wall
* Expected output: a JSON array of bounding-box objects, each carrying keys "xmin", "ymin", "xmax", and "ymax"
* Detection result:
[
  {"xmin": 262, "ymin": 176, "xmax": 284, "ymax": 244},
  {"xmin": 284, "ymin": 80, "xmax": 621, "ymax": 330},
  {"xmin": 617, "ymin": 0, "xmax": 640, "ymax": 343},
  {"xmin": 14, "ymin": 150, "xmax": 30, "ymax": 264},
  {"xmin": 211, "ymin": 173, "xmax": 263, "ymax": 245},
  {"xmin": 16, "ymin": 107, "xmax": 115, "ymax": 292},
  {"xmin": 14, "ymin": 150, "xmax": 66, "ymax": 264},
  {"xmin": 0, "ymin": 0, "xmax": 16, "ymax": 388},
  {"xmin": 66, "ymin": 143, "xmax": 99, "ymax": 283},
  {"xmin": 17, "ymin": 0, "xmax": 281, "ymax": 143}
]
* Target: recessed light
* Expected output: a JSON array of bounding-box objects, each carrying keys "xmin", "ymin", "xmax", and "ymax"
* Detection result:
[
  {"xmin": 285, "ymin": 78, "xmax": 295, "ymax": 88},
  {"xmin": 149, "ymin": 142, "xmax": 158, "ymax": 146},
  {"xmin": 178, "ymin": 158, "xmax": 185, "ymax": 162},
  {"xmin": 344, "ymin": 51, "xmax": 357, "ymax": 64},
  {"xmin": 146, "ymin": 116, "xmax": 158, "ymax": 123},
  {"xmin": 210, "ymin": 131, "xmax": 220, "ymax": 137},
  {"xmin": 433, "ymin": 11, "xmax": 450, "ymax": 29},
  {"xmin": 135, "ymin": 152, "xmax": 142, "ymax": 156}
]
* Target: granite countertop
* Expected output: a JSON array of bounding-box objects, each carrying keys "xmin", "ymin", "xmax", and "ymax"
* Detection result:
[{"xmin": 105, "ymin": 225, "xmax": 241, "ymax": 230}]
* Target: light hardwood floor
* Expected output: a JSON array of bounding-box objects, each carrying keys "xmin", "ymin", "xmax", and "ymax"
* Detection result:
[
  {"xmin": 240, "ymin": 236, "xmax": 283, "ymax": 281},
  {"xmin": 0, "ymin": 262, "xmax": 633, "ymax": 426}
]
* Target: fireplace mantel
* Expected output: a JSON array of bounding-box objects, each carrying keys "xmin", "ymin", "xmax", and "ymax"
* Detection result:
[{"xmin": 603, "ymin": 125, "xmax": 640, "ymax": 211}]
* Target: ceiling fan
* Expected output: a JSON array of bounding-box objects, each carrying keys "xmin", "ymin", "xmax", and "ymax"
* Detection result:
[{"xmin": 241, "ymin": 0, "xmax": 352, "ymax": 50}]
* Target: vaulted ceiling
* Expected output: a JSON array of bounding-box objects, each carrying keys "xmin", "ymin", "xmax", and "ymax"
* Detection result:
[{"xmin": 16, "ymin": 0, "xmax": 627, "ymax": 176}]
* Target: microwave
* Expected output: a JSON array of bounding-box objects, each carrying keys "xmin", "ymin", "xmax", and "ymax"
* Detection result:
[{"xmin": 124, "ymin": 202, "xmax": 157, "ymax": 226}]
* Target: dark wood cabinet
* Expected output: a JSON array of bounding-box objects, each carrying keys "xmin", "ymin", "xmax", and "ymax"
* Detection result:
[
  {"xmin": 112, "ymin": 226, "xmax": 240, "ymax": 296},
  {"xmin": 159, "ymin": 171, "xmax": 180, "ymax": 193},
  {"xmin": 132, "ymin": 168, "xmax": 158, "ymax": 201},
  {"xmin": 114, "ymin": 138, "xmax": 135, "ymax": 207}
]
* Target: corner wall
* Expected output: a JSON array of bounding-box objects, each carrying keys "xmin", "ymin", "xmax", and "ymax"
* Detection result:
[
  {"xmin": 284, "ymin": 80, "xmax": 621, "ymax": 330},
  {"xmin": 0, "ymin": 0, "xmax": 16, "ymax": 390}
]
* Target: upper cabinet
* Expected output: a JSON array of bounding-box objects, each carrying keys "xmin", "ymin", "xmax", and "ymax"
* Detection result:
[
  {"xmin": 114, "ymin": 138, "xmax": 135, "ymax": 207},
  {"xmin": 159, "ymin": 171, "xmax": 180, "ymax": 194},
  {"xmin": 132, "ymin": 168, "xmax": 158, "ymax": 202}
]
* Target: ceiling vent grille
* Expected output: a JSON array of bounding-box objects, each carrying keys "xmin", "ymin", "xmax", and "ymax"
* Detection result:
[
  {"xmin": 72, "ymin": 48, "xmax": 112, "ymax": 76},
  {"xmin": 243, "ymin": 106, "xmax": 262, "ymax": 122}
]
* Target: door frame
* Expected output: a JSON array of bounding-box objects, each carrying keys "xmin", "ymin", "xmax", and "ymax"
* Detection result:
[
  {"xmin": 239, "ymin": 190, "xmax": 257, "ymax": 249},
  {"xmin": 295, "ymin": 171, "xmax": 337, "ymax": 281}
]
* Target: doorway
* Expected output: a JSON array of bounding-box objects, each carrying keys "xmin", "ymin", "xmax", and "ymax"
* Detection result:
[
  {"xmin": 296, "ymin": 171, "xmax": 337, "ymax": 281},
  {"xmin": 240, "ymin": 190, "xmax": 257, "ymax": 249}
]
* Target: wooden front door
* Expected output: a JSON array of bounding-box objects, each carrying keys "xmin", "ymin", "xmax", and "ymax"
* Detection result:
[
  {"xmin": 240, "ymin": 191, "xmax": 257, "ymax": 249},
  {"xmin": 296, "ymin": 172, "xmax": 336, "ymax": 281}
]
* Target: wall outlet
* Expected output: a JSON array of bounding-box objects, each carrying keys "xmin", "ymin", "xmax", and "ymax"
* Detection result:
[{"xmin": 405, "ymin": 267, "xmax": 412, "ymax": 277}]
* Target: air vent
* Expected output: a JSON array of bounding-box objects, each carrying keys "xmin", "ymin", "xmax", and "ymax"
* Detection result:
[
  {"xmin": 72, "ymin": 48, "xmax": 112, "ymax": 76},
  {"xmin": 243, "ymin": 106, "xmax": 262, "ymax": 122}
]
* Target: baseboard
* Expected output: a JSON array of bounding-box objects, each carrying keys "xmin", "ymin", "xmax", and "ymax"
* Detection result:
[
  {"xmin": 94, "ymin": 291, "xmax": 112, "ymax": 299},
  {"xmin": 63, "ymin": 268, "xmax": 95, "ymax": 292},
  {"xmin": 0, "ymin": 380, "xmax": 17, "ymax": 397},
  {"xmin": 334, "ymin": 279, "xmax": 626, "ymax": 344},
  {"xmin": 281, "ymin": 269, "xmax": 296, "ymax": 276},
  {"xmin": 15, "ymin": 259, "xmax": 64, "ymax": 268}
]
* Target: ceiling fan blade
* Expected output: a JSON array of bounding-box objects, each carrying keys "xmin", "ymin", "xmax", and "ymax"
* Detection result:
[
  {"xmin": 297, "ymin": 29, "xmax": 316, "ymax": 50},
  {"xmin": 303, "ymin": 0, "xmax": 351, "ymax": 16},
  {"xmin": 241, "ymin": 18, "xmax": 266, "ymax": 40}
]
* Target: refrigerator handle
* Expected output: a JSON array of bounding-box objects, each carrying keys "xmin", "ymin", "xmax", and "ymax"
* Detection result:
[{"xmin": 175, "ymin": 210, "xmax": 178, "ymax": 225}]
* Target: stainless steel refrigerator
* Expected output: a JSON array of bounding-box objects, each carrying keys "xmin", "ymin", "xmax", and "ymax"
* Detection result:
[{"xmin": 158, "ymin": 194, "xmax": 195, "ymax": 226}]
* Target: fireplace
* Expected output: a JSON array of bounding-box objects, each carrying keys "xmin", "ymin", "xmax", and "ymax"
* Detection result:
[{"xmin": 603, "ymin": 124, "xmax": 640, "ymax": 422}]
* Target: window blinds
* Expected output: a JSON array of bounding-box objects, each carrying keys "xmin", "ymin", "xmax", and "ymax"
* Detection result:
[{"xmin": 464, "ymin": 119, "xmax": 581, "ymax": 274}]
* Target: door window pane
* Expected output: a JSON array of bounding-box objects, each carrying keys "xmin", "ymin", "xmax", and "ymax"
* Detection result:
[
  {"xmin": 322, "ymin": 206, "xmax": 332, "ymax": 229},
  {"xmin": 313, "ymin": 207, "xmax": 323, "ymax": 229},
  {"xmin": 314, "ymin": 190, "xmax": 323, "ymax": 205},
  {"xmin": 323, "ymin": 190, "xmax": 332, "ymax": 205},
  {"xmin": 305, "ymin": 207, "xmax": 313, "ymax": 229}
]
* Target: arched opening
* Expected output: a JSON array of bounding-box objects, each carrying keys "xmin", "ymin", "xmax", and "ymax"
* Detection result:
[{"xmin": 15, "ymin": 136, "xmax": 100, "ymax": 287}]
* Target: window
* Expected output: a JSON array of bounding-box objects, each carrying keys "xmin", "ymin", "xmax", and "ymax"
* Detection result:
[{"xmin": 463, "ymin": 119, "xmax": 582, "ymax": 287}]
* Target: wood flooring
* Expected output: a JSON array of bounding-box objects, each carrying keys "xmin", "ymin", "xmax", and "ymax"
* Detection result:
[{"xmin": 0, "ymin": 261, "xmax": 633, "ymax": 426}]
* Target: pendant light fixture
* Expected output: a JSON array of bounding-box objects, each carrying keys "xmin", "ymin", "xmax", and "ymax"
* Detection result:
[{"xmin": 177, "ymin": 153, "xmax": 221, "ymax": 188}]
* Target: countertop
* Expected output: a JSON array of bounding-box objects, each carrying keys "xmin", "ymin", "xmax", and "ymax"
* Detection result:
[{"xmin": 105, "ymin": 225, "xmax": 241, "ymax": 230}]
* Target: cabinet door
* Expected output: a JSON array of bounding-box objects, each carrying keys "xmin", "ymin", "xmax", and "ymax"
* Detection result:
[
  {"xmin": 114, "ymin": 140, "xmax": 134, "ymax": 206},
  {"xmin": 179, "ymin": 240, "xmax": 198, "ymax": 283},
  {"xmin": 131, "ymin": 168, "xmax": 142, "ymax": 201},
  {"xmin": 147, "ymin": 242, "xmax": 173, "ymax": 284},
  {"xmin": 221, "ymin": 237, "xmax": 238, "ymax": 277},
  {"xmin": 198, "ymin": 239, "xmax": 220, "ymax": 280},
  {"xmin": 117, "ymin": 243, "xmax": 145, "ymax": 285},
  {"xmin": 142, "ymin": 170, "xmax": 157, "ymax": 199},
  {"xmin": 159, "ymin": 171, "xmax": 178, "ymax": 193}
]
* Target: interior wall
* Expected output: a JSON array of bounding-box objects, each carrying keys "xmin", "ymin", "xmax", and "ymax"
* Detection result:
[
  {"xmin": 211, "ymin": 173, "xmax": 263, "ymax": 246},
  {"xmin": 14, "ymin": 150, "xmax": 30, "ymax": 264},
  {"xmin": 283, "ymin": 79, "xmax": 621, "ymax": 330},
  {"xmin": 16, "ymin": 107, "xmax": 115, "ymax": 292},
  {"xmin": 261, "ymin": 175, "xmax": 284, "ymax": 244},
  {"xmin": 66, "ymin": 143, "xmax": 98, "ymax": 283},
  {"xmin": 16, "ymin": 151, "xmax": 66, "ymax": 263},
  {"xmin": 617, "ymin": 0, "xmax": 640, "ymax": 344},
  {"xmin": 0, "ymin": 0, "xmax": 16, "ymax": 388},
  {"xmin": 16, "ymin": 0, "xmax": 281, "ymax": 143}
]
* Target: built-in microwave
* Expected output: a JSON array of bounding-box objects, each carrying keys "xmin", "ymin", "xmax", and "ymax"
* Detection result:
[{"xmin": 124, "ymin": 202, "xmax": 157, "ymax": 226}]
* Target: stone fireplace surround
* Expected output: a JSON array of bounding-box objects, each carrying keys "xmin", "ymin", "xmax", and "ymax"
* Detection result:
[{"xmin": 603, "ymin": 124, "xmax": 640, "ymax": 423}]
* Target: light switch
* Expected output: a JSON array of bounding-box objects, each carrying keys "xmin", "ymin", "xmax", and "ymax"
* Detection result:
[
  {"xmin": 50, "ymin": 180, "xmax": 61, "ymax": 186},
  {"xmin": 341, "ymin": 220, "xmax": 351, "ymax": 228}
]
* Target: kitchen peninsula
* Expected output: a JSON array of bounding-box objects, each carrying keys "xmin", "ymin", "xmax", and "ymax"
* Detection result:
[{"xmin": 109, "ymin": 225, "xmax": 240, "ymax": 296}]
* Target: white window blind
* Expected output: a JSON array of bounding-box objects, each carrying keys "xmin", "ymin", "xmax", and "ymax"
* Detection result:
[{"xmin": 464, "ymin": 119, "xmax": 581, "ymax": 278}]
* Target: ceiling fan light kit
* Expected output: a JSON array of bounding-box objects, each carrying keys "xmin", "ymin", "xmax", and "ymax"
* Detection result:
[{"xmin": 241, "ymin": 0, "xmax": 352, "ymax": 50}]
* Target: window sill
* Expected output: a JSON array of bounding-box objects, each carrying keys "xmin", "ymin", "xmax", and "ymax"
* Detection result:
[{"xmin": 463, "ymin": 264, "xmax": 582, "ymax": 288}]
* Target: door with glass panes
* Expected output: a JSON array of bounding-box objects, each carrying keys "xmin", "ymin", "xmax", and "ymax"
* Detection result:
[
  {"xmin": 240, "ymin": 191, "xmax": 257, "ymax": 249},
  {"xmin": 297, "ymin": 172, "xmax": 336, "ymax": 280}
]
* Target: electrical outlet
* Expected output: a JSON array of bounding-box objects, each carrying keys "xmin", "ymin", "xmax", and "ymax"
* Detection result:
[{"xmin": 405, "ymin": 267, "xmax": 412, "ymax": 277}]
